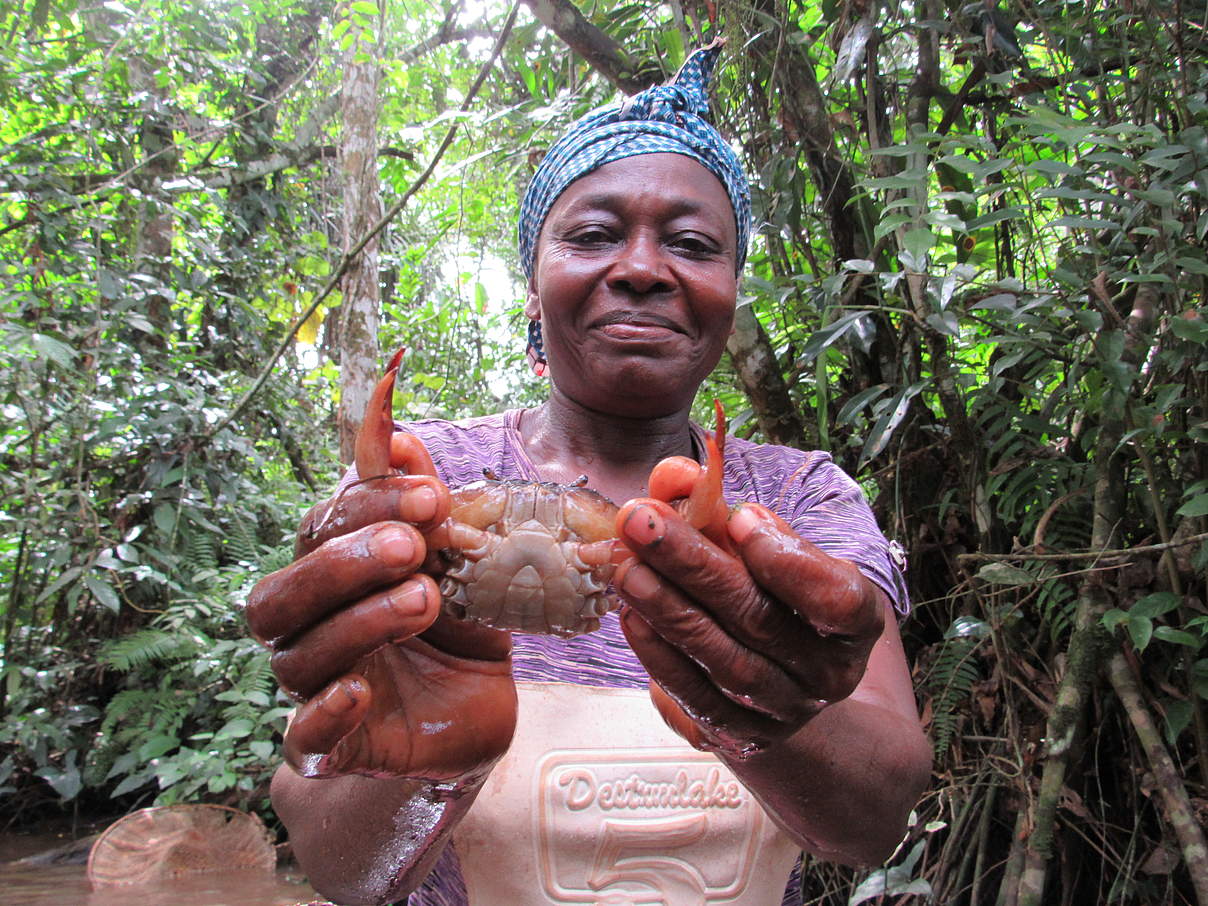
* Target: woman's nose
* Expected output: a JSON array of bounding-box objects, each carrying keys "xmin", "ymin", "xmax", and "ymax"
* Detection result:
[{"xmin": 608, "ymin": 233, "xmax": 672, "ymax": 294}]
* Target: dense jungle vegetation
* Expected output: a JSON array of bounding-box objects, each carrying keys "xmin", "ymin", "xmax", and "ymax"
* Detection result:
[{"xmin": 1, "ymin": 0, "xmax": 1206, "ymax": 903}]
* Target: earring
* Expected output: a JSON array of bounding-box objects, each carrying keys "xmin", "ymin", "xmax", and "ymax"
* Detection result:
[{"xmin": 525, "ymin": 320, "xmax": 548, "ymax": 377}]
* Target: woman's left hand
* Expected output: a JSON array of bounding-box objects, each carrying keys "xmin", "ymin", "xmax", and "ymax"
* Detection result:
[{"xmin": 613, "ymin": 496, "xmax": 885, "ymax": 759}]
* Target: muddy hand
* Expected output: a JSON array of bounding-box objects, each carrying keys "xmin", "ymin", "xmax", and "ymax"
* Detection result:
[
  {"xmin": 245, "ymin": 351, "xmax": 516, "ymax": 781},
  {"xmin": 614, "ymin": 405, "xmax": 883, "ymax": 758}
]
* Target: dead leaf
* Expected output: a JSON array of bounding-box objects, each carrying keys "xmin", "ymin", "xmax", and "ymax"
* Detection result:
[
  {"xmin": 1139, "ymin": 844, "xmax": 1180, "ymax": 876},
  {"xmin": 1059, "ymin": 785, "xmax": 1092, "ymax": 820}
]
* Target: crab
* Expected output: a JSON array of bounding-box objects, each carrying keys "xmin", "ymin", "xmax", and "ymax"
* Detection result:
[{"xmin": 353, "ymin": 349, "xmax": 732, "ymax": 637}]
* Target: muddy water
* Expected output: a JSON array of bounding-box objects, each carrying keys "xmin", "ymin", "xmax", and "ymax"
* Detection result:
[{"xmin": 0, "ymin": 861, "xmax": 323, "ymax": 905}]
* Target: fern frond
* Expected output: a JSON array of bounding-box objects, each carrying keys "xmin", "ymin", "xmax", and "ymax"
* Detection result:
[
  {"xmin": 100, "ymin": 628, "xmax": 200, "ymax": 672},
  {"xmin": 100, "ymin": 689, "xmax": 160, "ymax": 736},
  {"xmin": 224, "ymin": 515, "xmax": 260, "ymax": 565},
  {"xmin": 927, "ymin": 635, "xmax": 983, "ymax": 760},
  {"xmin": 257, "ymin": 541, "xmax": 294, "ymax": 575},
  {"xmin": 182, "ymin": 518, "xmax": 219, "ymax": 574},
  {"xmin": 1038, "ymin": 573, "xmax": 1078, "ymax": 644}
]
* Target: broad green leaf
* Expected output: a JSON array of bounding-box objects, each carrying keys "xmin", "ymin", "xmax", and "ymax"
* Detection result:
[
  {"xmin": 798, "ymin": 311, "xmax": 872, "ymax": 364},
  {"xmin": 1163, "ymin": 698, "xmax": 1193, "ymax": 746},
  {"xmin": 36, "ymin": 566, "xmax": 82, "ymax": 604},
  {"xmin": 925, "ymin": 311, "xmax": 960, "ymax": 336},
  {"xmin": 946, "ymin": 616, "xmax": 991, "ymax": 639},
  {"xmin": 1132, "ymin": 592, "xmax": 1182, "ymax": 619},
  {"xmin": 860, "ymin": 380, "xmax": 927, "ymax": 463},
  {"xmin": 862, "ymin": 171, "xmax": 929, "ymax": 190},
  {"xmin": 31, "ymin": 333, "xmax": 75, "ymax": 368},
  {"xmin": 35, "ymin": 761, "xmax": 82, "ymax": 801},
  {"xmin": 874, "ymin": 212, "xmax": 913, "ymax": 241},
  {"xmin": 215, "ymin": 718, "xmax": 255, "ymax": 741},
  {"xmin": 153, "ymin": 504, "xmax": 178, "ymax": 535},
  {"xmin": 1128, "ymin": 615, "xmax": 1154, "ymax": 652},
  {"xmin": 968, "ymin": 208, "xmax": 1023, "ymax": 230},
  {"xmin": 84, "ymin": 572, "xmax": 121, "ymax": 612},
  {"xmin": 1153, "ymin": 627, "xmax": 1200, "ymax": 648},
  {"xmin": 836, "ymin": 384, "xmax": 890, "ymax": 425},
  {"xmin": 1135, "ymin": 188, "xmax": 1176, "ymax": 206},
  {"xmin": 1176, "ymin": 494, "xmax": 1208, "ymax": 517},
  {"xmin": 1052, "ymin": 215, "xmax": 1118, "ymax": 230},
  {"xmin": 902, "ymin": 228, "xmax": 935, "ymax": 266},
  {"xmin": 1171, "ymin": 314, "xmax": 1208, "ymax": 343},
  {"xmin": 138, "ymin": 735, "xmax": 180, "ymax": 760},
  {"xmin": 1176, "ymin": 256, "xmax": 1208, "ymax": 276},
  {"xmin": 1025, "ymin": 158, "xmax": 1081, "ymax": 177}
]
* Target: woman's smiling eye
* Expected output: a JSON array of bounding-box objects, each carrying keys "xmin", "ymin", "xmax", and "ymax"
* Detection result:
[
  {"xmin": 567, "ymin": 226, "xmax": 614, "ymax": 246},
  {"xmin": 671, "ymin": 233, "xmax": 719, "ymax": 256}
]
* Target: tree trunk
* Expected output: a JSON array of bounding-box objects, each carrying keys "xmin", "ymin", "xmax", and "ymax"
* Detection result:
[
  {"xmin": 520, "ymin": 0, "xmax": 662, "ymax": 93},
  {"xmin": 726, "ymin": 304, "xmax": 810, "ymax": 448},
  {"xmin": 337, "ymin": 11, "xmax": 385, "ymax": 464}
]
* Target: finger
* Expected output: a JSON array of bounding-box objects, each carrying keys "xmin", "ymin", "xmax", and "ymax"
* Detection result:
[
  {"xmin": 617, "ymin": 498, "xmax": 802, "ymax": 656},
  {"xmin": 419, "ymin": 611, "xmax": 513, "ymax": 662},
  {"xmin": 619, "ymin": 607, "xmax": 797, "ymax": 757},
  {"xmin": 647, "ymin": 455, "xmax": 700, "ymax": 502},
  {"xmin": 618, "ymin": 500, "xmax": 876, "ymax": 702},
  {"xmin": 296, "ymin": 475, "xmax": 450, "ymax": 556},
  {"xmin": 614, "ymin": 559, "xmax": 813, "ymax": 725},
  {"xmin": 246, "ymin": 522, "xmax": 428, "ymax": 644},
  {"xmin": 728, "ymin": 504, "xmax": 883, "ymax": 642},
  {"xmin": 282, "ymin": 674, "xmax": 372, "ymax": 776},
  {"xmin": 272, "ymin": 574, "xmax": 442, "ymax": 698}
]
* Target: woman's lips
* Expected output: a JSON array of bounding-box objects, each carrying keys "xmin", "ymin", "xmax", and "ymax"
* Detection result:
[
  {"xmin": 593, "ymin": 313, "xmax": 684, "ymax": 341},
  {"xmin": 598, "ymin": 322, "xmax": 678, "ymax": 341}
]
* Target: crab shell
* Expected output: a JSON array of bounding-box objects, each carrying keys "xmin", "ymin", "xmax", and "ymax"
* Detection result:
[{"xmin": 437, "ymin": 478, "xmax": 622, "ymax": 638}]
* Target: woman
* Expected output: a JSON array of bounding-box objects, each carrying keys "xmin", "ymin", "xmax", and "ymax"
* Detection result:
[{"xmin": 246, "ymin": 42, "xmax": 931, "ymax": 906}]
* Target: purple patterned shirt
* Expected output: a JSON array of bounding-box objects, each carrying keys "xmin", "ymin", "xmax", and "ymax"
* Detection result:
[{"xmin": 390, "ymin": 410, "xmax": 907, "ymax": 906}]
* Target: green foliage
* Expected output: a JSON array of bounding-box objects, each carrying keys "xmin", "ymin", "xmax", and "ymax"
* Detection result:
[
  {"xmin": 0, "ymin": 0, "xmax": 1205, "ymax": 901},
  {"xmin": 925, "ymin": 618, "xmax": 986, "ymax": 759}
]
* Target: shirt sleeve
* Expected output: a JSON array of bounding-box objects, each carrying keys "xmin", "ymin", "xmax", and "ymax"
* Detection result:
[{"xmin": 724, "ymin": 439, "xmax": 908, "ymax": 616}]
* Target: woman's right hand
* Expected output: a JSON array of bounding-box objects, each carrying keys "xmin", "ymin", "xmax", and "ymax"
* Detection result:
[{"xmin": 245, "ymin": 466, "xmax": 517, "ymax": 783}]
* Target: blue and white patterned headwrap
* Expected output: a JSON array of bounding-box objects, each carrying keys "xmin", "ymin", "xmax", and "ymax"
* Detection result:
[
  {"xmin": 519, "ymin": 40, "xmax": 750, "ymax": 278},
  {"xmin": 518, "ymin": 40, "xmax": 750, "ymax": 375}
]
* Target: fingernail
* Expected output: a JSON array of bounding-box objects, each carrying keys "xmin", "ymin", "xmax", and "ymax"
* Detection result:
[
  {"xmin": 369, "ymin": 525, "xmax": 416, "ymax": 564},
  {"xmin": 618, "ymin": 605, "xmax": 653, "ymax": 640},
  {"xmin": 623, "ymin": 504, "xmax": 665, "ymax": 546},
  {"xmin": 728, "ymin": 504, "xmax": 762, "ymax": 544},
  {"xmin": 404, "ymin": 483, "xmax": 440, "ymax": 523},
  {"xmin": 620, "ymin": 563, "xmax": 661, "ymax": 601},
  {"xmin": 317, "ymin": 680, "xmax": 358, "ymax": 715},
  {"xmin": 389, "ymin": 581, "xmax": 432, "ymax": 617}
]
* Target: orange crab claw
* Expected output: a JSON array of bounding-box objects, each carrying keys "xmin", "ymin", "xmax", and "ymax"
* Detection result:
[
  {"xmin": 646, "ymin": 399, "xmax": 732, "ymax": 552},
  {"xmin": 354, "ymin": 348, "xmax": 404, "ymax": 480},
  {"xmin": 681, "ymin": 399, "xmax": 729, "ymax": 544},
  {"xmin": 354, "ymin": 348, "xmax": 438, "ymax": 480}
]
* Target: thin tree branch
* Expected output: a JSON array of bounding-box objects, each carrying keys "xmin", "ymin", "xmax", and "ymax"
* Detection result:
[
  {"xmin": 1108, "ymin": 649, "xmax": 1208, "ymax": 903},
  {"xmin": 957, "ymin": 532, "xmax": 1208, "ymax": 563},
  {"xmin": 519, "ymin": 0, "xmax": 661, "ymax": 93},
  {"xmin": 206, "ymin": 2, "xmax": 520, "ymax": 442}
]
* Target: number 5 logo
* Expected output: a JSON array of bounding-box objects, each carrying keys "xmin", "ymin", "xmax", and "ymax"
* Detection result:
[{"xmin": 586, "ymin": 814, "xmax": 710, "ymax": 905}]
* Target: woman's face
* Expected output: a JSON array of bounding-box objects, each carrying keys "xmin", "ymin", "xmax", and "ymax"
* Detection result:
[{"xmin": 527, "ymin": 153, "xmax": 739, "ymax": 418}]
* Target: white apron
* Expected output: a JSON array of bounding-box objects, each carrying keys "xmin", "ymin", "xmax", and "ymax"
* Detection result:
[{"xmin": 451, "ymin": 681, "xmax": 800, "ymax": 905}]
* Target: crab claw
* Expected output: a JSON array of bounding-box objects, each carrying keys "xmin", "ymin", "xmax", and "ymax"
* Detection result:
[
  {"xmin": 354, "ymin": 348, "xmax": 405, "ymax": 480},
  {"xmin": 353, "ymin": 348, "xmax": 439, "ymax": 480},
  {"xmin": 646, "ymin": 399, "xmax": 732, "ymax": 553}
]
